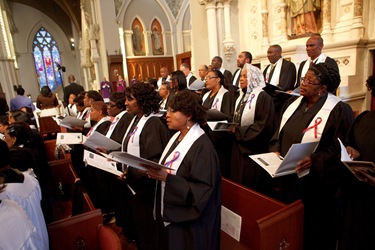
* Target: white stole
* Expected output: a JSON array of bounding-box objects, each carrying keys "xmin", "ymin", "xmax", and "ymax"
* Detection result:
[
  {"xmin": 266, "ymin": 58, "xmax": 283, "ymax": 86},
  {"xmin": 280, "ymin": 93, "xmax": 341, "ymax": 143},
  {"xmin": 122, "ymin": 114, "xmax": 157, "ymax": 157},
  {"xmin": 106, "ymin": 110, "xmax": 127, "ymax": 138},
  {"xmin": 300, "ymin": 53, "xmax": 328, "ymax": 82},
  {"xmin": 232, "ymin": 69, "xmax": 241, "ymax": 86},
  {"xmin": 157, "ymin": 123, "xmax": 205, "ymax": 226},
  {"xmin": 235, "ymin": 87, "xmax": 262, "ymax": 126},
  {"xmin": 202, "ymin": 85, "xmax": 228, "ymax": 111},
  {"xmin": 86, "ymin": 116, "xmax": 111, "ymax": 137}
]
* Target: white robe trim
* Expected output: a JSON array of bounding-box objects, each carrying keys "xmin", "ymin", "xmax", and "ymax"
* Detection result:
[
  {"xmin": 202, "ymin": 85, "xmax": 228, "ymax": 111},
  {"xmin": 300, "ymin": 53, "xmax": 328, "ymax": 81},
  {"xmin": 122, "ymin": 114, "xmax": 158, "ymax": 157},
  {"xmin": 106, "ymin": 110, "xmax": 127, "ymax": 138},
  {"xmin": 235, "ymin": 87, "xmax": 262, "ymax": 126},
  {"xmin": 86, "ymin": 116, "xmax": 111, "ymax": 137},
  {"xmin": 267, "ymin": 57, "xmax": 283, "ymax": 86},
  {"xmin": 158, "ymin": 123, "xmax": 205, "ymax": 226},
  {"xmin": 280, "ymin": 93, "xmax": 341, "ymax": 143}
]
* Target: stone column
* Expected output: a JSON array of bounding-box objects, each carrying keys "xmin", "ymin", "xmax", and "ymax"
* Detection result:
[
  {"xmin": 200, "ymin": 0, "xmax": 218, "ymax": 60},
  {"xmin": 261, "ymin": 0, "xmax": 269, "ymax": 48},
  {"xmin": 216, "ymin": 0, "xmax": 224, "ymax": 58},
  {"xmin": 145, "ymin": 31, "xmax": 152, "ymax": 56},
  {"xmin": 222, "ymin": 0, "xmax": 235, "ymax": 61},
  {"xmin": 321, "ymin": 0, "xmax": 333, "ymax": 39},
  {"xmin": 351, "ymin": 0, "xmax": 364, "ymax": 37},
  {"xmin": 279, "ymin": 0, "xmax": 288, "ymax": 42}
]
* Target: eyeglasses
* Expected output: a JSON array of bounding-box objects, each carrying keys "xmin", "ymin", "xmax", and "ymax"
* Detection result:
[
  {"xmin": 301, "ymin": 77, "xmax": 321, "ymax": 86},
  {"xmin": 205, "ymin": 76, "xmax": 218, "ymax": 81},
  {"xmin": 107, "ymin": 103, "xmax": 117, "ymax": 108}
]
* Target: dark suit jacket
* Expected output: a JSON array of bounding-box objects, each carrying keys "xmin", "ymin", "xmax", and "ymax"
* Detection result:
[
  {"xmin": 188, "ymin": 75, "xmax": 197, "ymax": 86},
  {"xmin": 223, "ymin": 69, "xmax": 233, "ymax": 88},
  {"xmin": 296, "ymin": 56, "xmax": 338, "ymax": 87},
  {"xmin": 263, "ymin": 59, "xmax": 296, "ymax": 91},
  {"xmin": 63, "ymin": 83, "xmax": 85, "ymax": 104},
  {"xmin": 231, "ymin": 69, "xmax": 241, "ymax": 88}
]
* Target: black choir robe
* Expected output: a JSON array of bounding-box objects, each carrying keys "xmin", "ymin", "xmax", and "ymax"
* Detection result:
[
  {"xmin": 156, "ymin": 134, "xmax": 221, "ymax": 250},
  {"xmin": 122, "ymin": 116, "xmax": 171, "ymax": 250},
  {"xmin": 84, "ymin": 120, "xmax": 111, "ymax": 211},
  {"xmin": 269, "ymin": 94, "xmax": 354, "ymax": 250},
  {"xmin": 230, "ymin": 91, "xmax": 276, "ymax": 190},
  {"xmin": 340, "ymin": 111, "xmax": 375, "ymax": 250},
  {"xmin": 263, "ymin": 59, "xmax": 296, "ymax": 120},
  {"xmin": 203, "ymin": 91, "xmax": 233, "ymax": 177}
]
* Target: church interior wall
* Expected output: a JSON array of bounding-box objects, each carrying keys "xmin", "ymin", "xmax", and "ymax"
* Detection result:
[
  {"xmin": 181, "ymin": 6, "xmax": 191, "ymax": 55},
  {"xmin": 10, "ymin": 3, "xmax": 81, "ymax": 102},
  {"xmin": 189, "ymin": 0, "xmax": 210, "ymax": 73}
]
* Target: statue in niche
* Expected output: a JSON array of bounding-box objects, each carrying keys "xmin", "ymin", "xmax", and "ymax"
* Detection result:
[
  {"xmin": 151, "ymin": 26, "xmax": 163, "ymax": 55},
  {"xmin": 132, "ymin": 25, "xmax": 144, "ymax": 55},
  {"xmin": 288, "ymin": 0, "xmax": 321, "ymax": 36}
]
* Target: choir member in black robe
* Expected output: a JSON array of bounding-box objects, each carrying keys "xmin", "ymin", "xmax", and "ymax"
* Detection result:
[
  {"xmin": 269, "ymin": 63, "xmax": 354, "ymax": 250},
  {"xmin": 120, "ymin": 82, "xmax": 170, "ymax": 249},
  {"xmin": 147, "ymin": 90, "xmax": 221, "ymax": 250},
  {"xmin": 203, "ymin": 70, "xmax": 233, "ymax": 177},
  {"xmin": 101, "ymin": 92, "xmax": 134, "ymax": 227},
  {"xmin": 230, "ymin": 63, "xmax": 276, "ymax": 190},
  {"xmin": 339, "ymin": 74, "xmax": 375, "ymax": 250},
  {"xmin": 83, "ymin": 101, "xmax": 111, "ymax": 210}
]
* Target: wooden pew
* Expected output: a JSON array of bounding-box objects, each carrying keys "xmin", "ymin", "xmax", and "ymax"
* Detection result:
[{"xmin": 220, "ymin": 178, "xmax": 304, "ymax": 250}]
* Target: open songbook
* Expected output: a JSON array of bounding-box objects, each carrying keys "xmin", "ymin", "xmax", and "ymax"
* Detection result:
[
  {"xmin": 107, "ymin": 151, "xmax": 173, "ymax": 172},
  {"xmin": 83, "ymin": 131, "xmax": 121, "ymax": 151},
  {"xmin": 56, "ymin": 116, "xmax": 87, "ymax": 129},
  {"xmin": 338, "ymin": 138, "xmax": 375, "ymax": 182},
  {"xmin": 207, "ymin": 121, "xmax": 238, "ymax": 131},
  {"xmin": 249, "ymin": 141, "xmax": 319, "ymax": 178}
]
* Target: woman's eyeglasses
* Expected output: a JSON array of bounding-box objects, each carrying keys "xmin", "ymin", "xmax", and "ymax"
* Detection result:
[
  {"xmin": 205, "ymin": 76, "xmax": 218, "ymax": 81},
  {"xmin": 301, "ymin": 77, "xmax": 321, "ymax": 86}
]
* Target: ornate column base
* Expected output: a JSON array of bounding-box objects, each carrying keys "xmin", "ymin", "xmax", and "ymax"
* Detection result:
[{"xmin": 223, "ymin": 38, "xmax": 235, "ymax": 61}]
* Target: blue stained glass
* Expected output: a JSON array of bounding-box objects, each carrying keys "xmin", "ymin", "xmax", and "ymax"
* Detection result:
[{"xmin": 32, "ymin": 27, "xmax": 63, "ymax": 92}]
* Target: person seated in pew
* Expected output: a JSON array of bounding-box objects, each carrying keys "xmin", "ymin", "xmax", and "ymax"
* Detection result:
[
  {"xmin": 146, "ymin": 90, "xmax": 221, "ymax": 250},
  {"xmin": 0, "ymin": 139, "xmax": 49, "ymax": 250},
  {"xmin": 119, "ymin": 82, "xmax": 171, "ymax": 248},
  {"xmin": 229, "ymin": 63, "xmax": 276, "ymax": 190}
]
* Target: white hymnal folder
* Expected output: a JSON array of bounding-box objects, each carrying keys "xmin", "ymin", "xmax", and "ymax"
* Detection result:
[
  {"xmin": 83, "ymin": 131, "xmax": 121, "ymax": 152},
  {"xmin": 108, "ymin": 151, "xmax": 172, "ymax": 172},
  {"xmin": 56, "ymin": 133, "xmax": 83, "ymax": 144},
  {"xmin": 58, "ymin": 116, "xmax": 87, "ymax": 129},
  {"xmin": 83, "ymin": 150, "xmax": 122, "ymax": 176},
  {"xmin": 338, "ymin": 138, "xmax": 375, "ymax": 182},
  {"xmin": 250, "ymin": 141, "xmax": 319, "ymax": 178},
  {"xmin": 207, "ymin": 121, "xmax": 238, "ymax": 131}
]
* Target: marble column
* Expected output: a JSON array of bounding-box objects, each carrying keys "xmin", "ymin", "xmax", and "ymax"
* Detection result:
[
  {"xmin": 351, "ymin": 0, "xmax": 364, "ymax": 37},
  {"xmin": 145, "ymin": 31, "xmax": 152, "ymax": 56},
  {"xmin": 200, "ymin": 0, "xmax": 218, "ymax": 60},
  {"xmin": 222, "ymin": 0, "xmax": 235, "ymax": 61},
  {"xmin": 261, "ymin": 0, "xmax": 269, "ymax": 48},
  {"xmin": 216, "ymin": 0, "xmax": 224, "ymax": 58},
  {"xmin": 321, "ymin": 0, "xmax": 333, "ymax": 39},
  {"xmin": 279, "ymin": 0, "xmax": 288, "ymax": 42}
]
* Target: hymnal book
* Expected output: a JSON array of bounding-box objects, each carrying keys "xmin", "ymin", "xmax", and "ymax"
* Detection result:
[
  {"xmin": 207, "ymin": 121, "xmax": 238, "ymax": 131},
  {"xmin": 189, "ymin": 79, "xmax": 206, "ymax": 91},
  {"xmin": 249, "ymin": 141, "xmax": 319, "ymax": 178},
  {"xmin": 83, "ymin": 131, "xmax": 121, "ymax": 152},
  {"xmin": 107, "ymin": 151, "xmax": 172, "ymax": 172},
  {"xmin": 338, "ymin": 138, "xmax": 375, "ymax": 182},
  {"xmin": 58, "ymin": 116, "xmax": 87, "ymax": 129},
  {"xmin": 56, "ymin": 133, "xmax": 83, "ymax": 144},
  {"xmin": 206, "ymin": 109, "xmax": 228, "ymax": 121},
  {"xmin": 83, "ymin": 150, "xmax": 122, "ymax": 177}
]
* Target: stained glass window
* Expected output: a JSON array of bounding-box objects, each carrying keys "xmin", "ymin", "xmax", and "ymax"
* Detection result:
[{"xmin": 33, "ymin": 27, "xmax": 63, "ymax": 92}]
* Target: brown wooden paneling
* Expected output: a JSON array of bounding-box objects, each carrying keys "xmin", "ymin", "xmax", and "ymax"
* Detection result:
[
  {"xmin": 176, "ymin": 51, "xmax": 192, "ymax": 69},
  {"xmin": 126, "ymin": 57, "xmax": 174, "ymax": 81}
]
